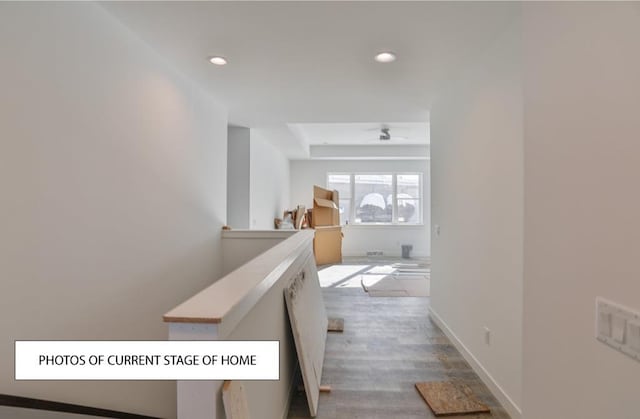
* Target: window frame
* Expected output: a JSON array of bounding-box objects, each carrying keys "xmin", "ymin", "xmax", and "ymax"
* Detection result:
[
  {"xmin": 325, "ymin": 172, "xmax": 353, "ymax": 226},
  {"xmin": 326, "ymin": 172, "xmax": 423, "ymax": 226}
]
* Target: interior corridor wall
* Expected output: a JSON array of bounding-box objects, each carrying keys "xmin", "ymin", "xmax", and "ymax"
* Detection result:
[
  {"xmin": 430, "ymin": 19, "xmax": 523, "ymax": 418},
  {"xmin": 227, "ymin": 126, "xmax": 250, "ymax": 228},
  {"xmin": 0, "ymin": 3, "xmax": 227, "ymax": 418},
  {"xmin": 249, "ymin": 129, "xmax": 291, "ymax": 229},
  {"xmin": 522, "ymin": 3, "xmax": 640, "ymax": 418}
]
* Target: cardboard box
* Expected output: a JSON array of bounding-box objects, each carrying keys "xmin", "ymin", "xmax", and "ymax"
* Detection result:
[
  {"xmin": 314, "ymin": 226, "xmax": 343, "ymax": 265},
  {"xmin": 312, "ymin": 185, "xmax": 340, "ymax": 227}
]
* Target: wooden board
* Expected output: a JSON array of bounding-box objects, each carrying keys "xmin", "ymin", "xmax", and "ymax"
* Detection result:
[
  {"xmin": 222, "ymin": 380, "xmax": 250, "ymax": 419},
  {"xmin": 327, "ymin": 317, "xmax": 344, "ymax": 332},
  {"xmin": 415, "ymin": 381, "xmax": 490, "ymax": 416},
  {"xmin": 284, "ymin": 259, "xmax": 328, "ymax": 417},
  {"xmin": 295, "ymin": 205, "xmax": 306, "ymax": 229},
  {"xmin": 396, "ymin": 267, "xmax": 430, "ymax": 273}
]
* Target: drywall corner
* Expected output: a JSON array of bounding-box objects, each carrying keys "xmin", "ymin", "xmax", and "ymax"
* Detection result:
[
  {"xmin": 249, "ymin": 129, "xmax": 291, "ymax": 229},
  {"xmin": 227, "ymin": 126, "xmax": 251, "ymax": 229}
]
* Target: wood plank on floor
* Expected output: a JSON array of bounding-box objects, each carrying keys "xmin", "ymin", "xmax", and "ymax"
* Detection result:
[
  {"xmin": 327, "ymin": 317, "xmax": 344, "ymax": 332},
  {"xmin": 222, "ymin": 380, "xmax": 250, "ymax": 419},
  {"xmin": 415, "ymin": 381, "xmax": 491, "ymax": 416}
]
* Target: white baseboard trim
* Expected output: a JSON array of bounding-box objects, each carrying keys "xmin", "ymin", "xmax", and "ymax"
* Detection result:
[{"xmin": 428, "ymin": 307, "xmax": 522, "ymax": 419}]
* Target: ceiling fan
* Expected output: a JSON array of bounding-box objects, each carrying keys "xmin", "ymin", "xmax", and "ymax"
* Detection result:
[
  {"xmin": 362, "ymin": 125, "xmax": 408, "ymax": 142},
  {"xmin": 379, "ymin": 127, "xmax": 391, "ymax": 141},
  {"xmin": 376, "ymin": 126, "xmax": 407, "ymax": 141}
]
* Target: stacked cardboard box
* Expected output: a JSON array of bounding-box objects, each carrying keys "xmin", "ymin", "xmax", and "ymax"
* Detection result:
[{"xmin": 312, "ymin": 185, "xmax": 343, "ymax": 265}]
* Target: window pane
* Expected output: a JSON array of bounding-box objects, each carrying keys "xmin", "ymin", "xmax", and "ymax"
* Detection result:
[
  {"xmin": 354, "ymin": 174, "xmax": 392, "ymax": 223},
  {"xmin": 397, "ymin": 174, "xmax": 420, "ymax": 198},
  {"xmin": 327, "ymin": 174, "xmax": 351, "ymax": 198},
  {"xmin": 338, "ymin": 199, "xmax": 351, "ymax": 225},
  {"xmin": 397, "ymin": 199, "xmax": 420, "ymax": 224}
]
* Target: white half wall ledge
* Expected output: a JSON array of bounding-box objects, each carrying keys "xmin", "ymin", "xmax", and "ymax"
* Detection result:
[
  {"xmin": 429, "ymin": 307, "xmax": 522, "ymax": 419},
  {"xmin": 221, "ymin": 229, "xmax": 299, "ymax": 275},
  {"xmin": 221, "ymin": 229, "xmax": 299, "ymax": 239},
  {"xmin": 165, "ymin": 230, "xmax": 312, "ymax": 334},
  {"xmin": 165, "ymin": 231, "xmax": 316, "ymax": 419}
]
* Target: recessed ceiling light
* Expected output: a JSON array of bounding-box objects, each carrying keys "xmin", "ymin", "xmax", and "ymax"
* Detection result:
[
  {"xmin": 208, "ymin": 56, "xmax": 227, "ymax": 66},
  {"xmin": 374, "ymin": 52, "xmax": 396, "ymax": 63}
]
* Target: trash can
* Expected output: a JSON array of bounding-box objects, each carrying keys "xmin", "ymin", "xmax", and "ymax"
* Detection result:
[{"xmin": 401, "ymin": 244, "xmax": 413, "ymax": 259}]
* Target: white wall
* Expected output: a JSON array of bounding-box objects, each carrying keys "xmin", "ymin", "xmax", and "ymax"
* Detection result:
[
  {"xmin": 430, "ymin": 19, "xmax": 523, "ymax": 418},
  {"xmin": 0, "ymin": 3, "xmax": 227, "ymax": 418},
  {"xmin": 249, "ymin": 129, "xmax": 290, "ymax": 229},
  {"xmin": 290, "ymin": 159, "xmax": 430, "ymax": 258},
  {"xmin": 522, "ymin": 3, "xmax": 640, "ymax": 419},
  {"xmin": 227, "ymin": 126, "xmax": 250, "ymax": 228}
]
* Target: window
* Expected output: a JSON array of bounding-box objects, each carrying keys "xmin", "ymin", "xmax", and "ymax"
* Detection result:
[
  {"xmin": 354, "ymin": 174, "xmax": 392, "ymax": 223},
  {"xmin": 396, "ymin": 174, "xmax": 421, "ymax": 224},
  {"xmin": 327, "ymin": 172, "xmax": 423, "ymax": 225},
  {"xmin": 327, "ymin": 173, "xmax": 351, "ymax": 225}
]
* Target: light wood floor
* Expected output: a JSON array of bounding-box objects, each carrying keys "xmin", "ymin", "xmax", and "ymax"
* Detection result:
[{"xmin": 288, "ymin": 261, "xmax": 510, "ymax": 419}]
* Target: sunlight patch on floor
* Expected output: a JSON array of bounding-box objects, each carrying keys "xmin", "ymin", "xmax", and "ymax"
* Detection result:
[
  {"xmin": 318, "ymin": 264, "xmax": 408, "ymax": 288},
  {"xmin": 363, "ymin": 265, "xmax": 396, "ymax": 275},
  {"xmin": 317, "ymin": 264, "xmax": 372, "ymax": 288}
]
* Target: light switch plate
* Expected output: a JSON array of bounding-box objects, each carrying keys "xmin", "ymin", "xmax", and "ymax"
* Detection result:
[
  {"xmin": 628, "ymin": 322, "xmax": 640, "ymax": 352},
  {"xmin": 596, "ymin": 297, "xmax": 640, "ymax": 363},
  {"xmin": 598, "ymin": 311, "xmax": 612, "ymax": 337},
  {"xmin": 612, "ymin": 316, "xmax": 627, "ymax": 344}
]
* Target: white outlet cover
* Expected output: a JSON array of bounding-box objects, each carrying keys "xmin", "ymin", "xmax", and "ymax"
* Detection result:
[{"xmin": 483, "ymin": 327, "xmax": 491, "ymax": 345}]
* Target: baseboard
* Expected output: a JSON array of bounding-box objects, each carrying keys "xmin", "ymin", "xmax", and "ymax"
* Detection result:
[{"xmin": 428, "ymin": 307, "xmax": 522, "ymax": 419}]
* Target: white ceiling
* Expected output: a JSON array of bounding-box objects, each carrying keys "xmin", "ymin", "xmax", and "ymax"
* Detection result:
[{"xmin": 101, "ymin": 1, "xmax": 518, "ymax": 156}]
